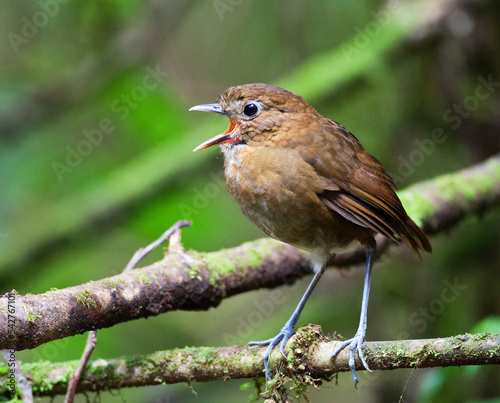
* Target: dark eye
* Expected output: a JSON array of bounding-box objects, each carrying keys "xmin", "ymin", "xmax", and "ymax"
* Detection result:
[{"xmin": 243, "ymin": 103, "xmax": 259, "ymax": 117}]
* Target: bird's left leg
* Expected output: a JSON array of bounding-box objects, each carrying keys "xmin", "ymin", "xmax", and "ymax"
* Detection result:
[
  {"xmin": 249, "ymin": 265, "xmax": 325, "ymax": 380},
  {"xmin": 332, "ymin": 244, "xmax": 375, "ymax": 386}
]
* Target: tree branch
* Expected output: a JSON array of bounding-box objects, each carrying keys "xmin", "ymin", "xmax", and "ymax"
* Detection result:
[
  {"xmin": 1, "ymin": 325, "xmax": 498, "ymax": 397},
  {"xmin": 1, "ymin": 155, "xmax": 500, "ymax": 351}
]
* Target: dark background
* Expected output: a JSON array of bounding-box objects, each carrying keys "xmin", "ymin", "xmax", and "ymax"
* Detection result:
[{"xmin": 1, "ymin": 1, "xmax": 500, "ymax": 402}]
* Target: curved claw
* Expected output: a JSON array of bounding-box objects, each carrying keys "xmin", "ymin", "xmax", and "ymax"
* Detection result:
[
  {"xmin": 248, "ymin": 337, "xmax": 276, "ymax": 346},
  {"xmin": 332, "ymin": 332, "xmax": 371, "ymax": 387},
  {"xmin": 248, "ymin": 326, "xmax": 295, "ymax": 380},
  {"xmin": 279, "ymin": 336, "xmax": 289, "ymax": 358}
]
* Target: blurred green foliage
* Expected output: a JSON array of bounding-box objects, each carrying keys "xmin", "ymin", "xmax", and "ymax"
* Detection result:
[{"xmin": 1, "ymin": 1, "xmax": 500, "ymax": 402}]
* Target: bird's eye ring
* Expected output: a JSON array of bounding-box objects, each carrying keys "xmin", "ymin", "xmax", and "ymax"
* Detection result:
[{"xmin": 243, "ymin": 102, "xmax": 259, "ymax": 117}]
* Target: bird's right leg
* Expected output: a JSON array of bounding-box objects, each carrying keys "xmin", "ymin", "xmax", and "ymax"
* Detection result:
[{"xmin": 249, "ymin": 265, "xmax": 325, "ymax": 380}]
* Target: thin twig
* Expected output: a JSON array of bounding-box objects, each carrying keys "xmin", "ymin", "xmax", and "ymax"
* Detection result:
[
  {"xmin": 64, "ymin": 331, "xmax": 97, "ymax": 403},
  {"xmin": 123, "ymin": 220, "xmax": 192, "ymax": 272},
  {"xmin": 63, "ymin": 220, "xmax": 192, "ymax": 402}
]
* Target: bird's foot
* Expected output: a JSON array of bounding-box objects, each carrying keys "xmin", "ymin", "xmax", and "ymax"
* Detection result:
[
  {"xmin": 249, "ymin": 325, "xmax": 295, "ymax": 380},
  {"xmin": 331, "ymin": 330, "xmax": 371, "ymax": 387}
]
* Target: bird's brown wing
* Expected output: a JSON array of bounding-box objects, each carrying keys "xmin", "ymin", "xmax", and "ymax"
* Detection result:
[
  {"xmin": 304, "ymin": 120, "xmax": 431, "ymax": 257},
  {"xmin": 321, "ymin": 191, "xmax": 399, "ymax": 242}
]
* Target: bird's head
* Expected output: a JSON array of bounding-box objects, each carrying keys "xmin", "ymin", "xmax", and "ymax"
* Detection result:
[{"xmin": 190, "ymin": 83, "xmax": 309, "ymax": 151}]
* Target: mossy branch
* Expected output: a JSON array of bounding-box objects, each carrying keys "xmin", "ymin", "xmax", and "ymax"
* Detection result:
[
  {"xmin": 1, "ymin": 155, "xmax": 500, "ymax": 351},
  {"xmin": 0, "ymin": 326, "xmax": 499, "ymax": 397}
]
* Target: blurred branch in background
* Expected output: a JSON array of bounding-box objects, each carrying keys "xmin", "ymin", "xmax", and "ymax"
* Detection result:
[{"xmin": 1, "ymin": 154, "xmax": 499, "ymax": 350}]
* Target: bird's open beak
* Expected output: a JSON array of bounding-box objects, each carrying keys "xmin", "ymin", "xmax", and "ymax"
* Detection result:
[{"xmin": 190, "ymin": 103, "xmax": 241, "ymax": 151}]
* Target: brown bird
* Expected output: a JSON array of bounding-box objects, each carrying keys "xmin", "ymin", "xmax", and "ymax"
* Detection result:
[{"xmin": 190, "ymin": 83, "xmax": 431, "ymax": 385}]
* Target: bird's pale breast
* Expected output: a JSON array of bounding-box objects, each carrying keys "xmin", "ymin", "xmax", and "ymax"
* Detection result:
[{"xmin": 221, "ymin": 143, "xmax": 366, "ymax": 258}]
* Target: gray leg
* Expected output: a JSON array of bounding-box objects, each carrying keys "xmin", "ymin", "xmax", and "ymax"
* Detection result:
[
  {"xmin": 249, "ymin": 266, "xmax": 325, "ymax": 380},
  {"xmin": 332, "ymin": 245, "xmax": 375, "ymax": 386}
]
